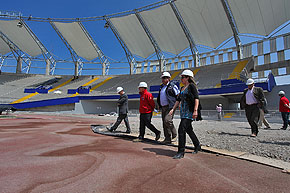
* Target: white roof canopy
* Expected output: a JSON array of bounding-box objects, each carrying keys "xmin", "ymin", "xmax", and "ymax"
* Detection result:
[
  {"xmin": 111, "ymin": 14, "xmax": 155, "ymax": 59},
  {"xmin": 175, "ymin": 0, "xmax": 233, "ymax": 48},
  {"xmin": 0, "ymin": 20, "xmax": 43, "ymax": 57},
  {"xmin": 53, "ymin": 22, "xmax": 102, "ymax": 61},
  {"xmin": 227, "ymin": 0, "xmax": 290, "ymax": 36},
  {"xmin": 0, "ymin": 38, "xmax": 11, "ymax": 55},
  {"xmin": 141, "ymin": 4, "xmax": 189, "ymax": 55}
]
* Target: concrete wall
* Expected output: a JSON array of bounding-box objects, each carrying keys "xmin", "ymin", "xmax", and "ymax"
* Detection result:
[
  {"xmin": 74, "ymin": 100, "xmax": 118, "ymax": 114},
  {"xmin": 265, "ymin": 84, "xmax": 290, "ymax": 111},
  {"xmin": 20, "ymin": 104, "xmax": 75, "ymax": 112}
]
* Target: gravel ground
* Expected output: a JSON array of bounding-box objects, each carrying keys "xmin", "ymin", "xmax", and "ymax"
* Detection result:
[{"xmin": 101, "ymin": 114, "xmax": 290, "ymax": 163}]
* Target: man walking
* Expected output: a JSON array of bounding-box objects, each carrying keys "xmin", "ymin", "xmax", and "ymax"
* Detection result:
[
  {"xmin": 107, "ymin": 87, "xmax": 131, "ymax": 133},
  {"xmin": 133, "ymin": 82, "xmax": 161, "ymax": 142},
  {"xmin": 157, "ymin": 72, "xmax": 179, "ymax": 144},
  {"xmin": 240, "ymin": 78, "xmax": 266, "ymax": 137},
  {"xmin": 278, "ymin": 90, "xmax": 290, "ymax": 130}
]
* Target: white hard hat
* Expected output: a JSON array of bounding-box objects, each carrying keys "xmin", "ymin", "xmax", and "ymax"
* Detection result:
[
  {"xmin": 278, "ymin": 90, "xmax": 285, "ymax": 95},
  {"xmin": 138, "ymin": 82, "xmax": 147, "ymax": 88},
  {"xmin": 181, "ymin": 69, "xmax": 194, "ymax": 77},
  {"xmin": 219, "ymin": 104, "xmax": 222, "ymax": 107},
  {"xmin": 160, "ymin": 72, "xmax": 171, "ymax": 78},
  {"xmin": 246, "ymin": 78, "xmax": 255, "ymax": 85},
  {"xmin": 116, "ymin": 87, "xmax": 123, "ymax": 93}
]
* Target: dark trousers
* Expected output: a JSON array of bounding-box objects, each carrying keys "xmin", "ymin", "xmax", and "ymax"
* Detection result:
[
  {"xmin": 111, "ymin": 114, "xmax": 130, "ymax": 131},
  {"xmin": 245, "ymin": 104, "xmax": 260, "ymax": 135},
  {"xmin": 139, "ymin": 113, "xmax": 160, "ymax": 139},
  {"xmin": 281, "ymin": 112, "xmax": 290, "ymax": 129},
  {"xmin": 161, "ymin": 105, "xmax": 177, "ymax": 141},
  {"xmin": 178, "ymin": 118, "xmax": 200, "ymax": 153}
]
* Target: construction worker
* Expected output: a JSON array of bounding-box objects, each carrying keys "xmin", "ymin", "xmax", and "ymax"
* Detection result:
[
  {"xmin": 107, "ymin": 87, "xmax": 131, "ymax": 133},
  {"xmin": 133, "ymin": 82, "xmax": 161, "ymax": 142},
  {"xmin": 157, "ymin": 72, "xmax": 179, "ymax": 144}
]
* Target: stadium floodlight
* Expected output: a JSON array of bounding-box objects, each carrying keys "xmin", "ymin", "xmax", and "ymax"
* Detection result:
[{"xmin": 17, "ymin": 21, "xmax": 23, "ymax": 28}]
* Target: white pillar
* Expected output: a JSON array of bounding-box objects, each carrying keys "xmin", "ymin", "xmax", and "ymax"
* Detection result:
[
  {"xmin": 16, "ymin": 56, "xmax": 22, "ymax": 74},
  {"xmin": 45, "ymin": 59, "xmax": 50, "ymax": 75}
]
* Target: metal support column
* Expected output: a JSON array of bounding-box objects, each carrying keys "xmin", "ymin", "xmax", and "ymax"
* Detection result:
[
  {"xmin": 50, "ymin": 21, "xmax": 83, "ymax": 76},
  {"xmin": 135, "ymin": 11, "xmax": 166, "ymax": 72},
  {"xmin": 78, "ymin": 22, "xmax": 110, "ymax": 75},
  {"xmin": 169, "ymin": 1, "xmax": 199, "ymax": 67},
  {"xmin": 104, "ymin": 16, "xmax": 138, "ymax": 74},
  {"xmin": 0, "ymin": 31, "xmax": 32, "ymax": 73},
  {"xmin": 220, "ymin": 0, "xmax": 243, "ymax": 60},
  {"xmin": 0, "ymin": 55, "xmax": 7, "ymax": 70},
  {"xmin": 21, "ymin": 19, "xmax": 57, "ymax": 75}
]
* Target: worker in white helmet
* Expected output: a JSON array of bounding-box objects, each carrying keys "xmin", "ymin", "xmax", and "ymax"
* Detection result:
[
  {"xmin": 169, "ymin": 69, "xmax": 201, "ymax": 159},
  {"xmin": 133, "ymin": 82, "xmax": 161, "ymax": 142},
  {"xmin": 157, "ymin": 72, "xmax": 180, "ymax": 144},
  {"xmin": 278, "ymin": 90, "xmax": 290, "ymax": 130},
  {"xmin": 107, "ymin": 87, "xmax": 131, "ymax": 133},
  {"xmin": 240, "ymin": 78, "xmax": 266, "ymax": 137}
]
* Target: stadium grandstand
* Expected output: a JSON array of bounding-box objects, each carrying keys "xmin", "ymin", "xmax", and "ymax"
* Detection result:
[{"xmin": 0, "ymin": 0, "xmax": 290, "ymax": 114}]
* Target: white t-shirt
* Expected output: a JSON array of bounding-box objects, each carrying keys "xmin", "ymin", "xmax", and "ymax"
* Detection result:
[{"xmin": 246, "ymin": 87, "xmax": 258, "ymax": 105}]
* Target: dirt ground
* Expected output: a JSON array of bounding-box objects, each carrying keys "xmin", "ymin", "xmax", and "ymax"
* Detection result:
[{"xmin": 0, "ymin": 113, "xmax": 289, "ymax": 193}]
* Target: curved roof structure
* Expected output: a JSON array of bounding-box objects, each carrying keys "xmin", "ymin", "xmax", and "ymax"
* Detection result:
[
  {"xmin": 0, "ymin": 0, "xmax": 290, "ymax": 75},
  {"xmin": 0, "ymin": 20, "xmax": 43, "ymax": 57},
  {"xmin": 0, "ymin": 37, "xmax": 10, "ymax": 55}
]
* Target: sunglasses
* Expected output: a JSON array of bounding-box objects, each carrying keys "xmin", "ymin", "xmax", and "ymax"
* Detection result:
[{"xmin": 181, "ymin": 76, "xmax": 187, "ymax": 79}]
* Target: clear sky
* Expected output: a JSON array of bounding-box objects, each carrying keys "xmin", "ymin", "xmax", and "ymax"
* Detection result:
[
  {"xmin": 1, "ymin": 0, "xmax": 160, "ymax": 75},
  {"xmin": 1, "ymin": 0, "xmax": 290, "ymax": 86}
]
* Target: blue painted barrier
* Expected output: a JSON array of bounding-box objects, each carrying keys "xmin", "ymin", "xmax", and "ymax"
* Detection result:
[{"xmin": 12, "ymin": 97, "xmax": 79, "ymax": 109}]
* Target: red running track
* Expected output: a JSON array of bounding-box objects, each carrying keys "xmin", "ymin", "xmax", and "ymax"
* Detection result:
[{"xmin": 0, "ymin": 114, "xmax": 289, "ymax": 193}]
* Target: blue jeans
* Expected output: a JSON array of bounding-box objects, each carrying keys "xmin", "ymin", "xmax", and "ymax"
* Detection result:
[{"xmin": 281, "ymin": 112, "xmax": 290, "ymax": 129}]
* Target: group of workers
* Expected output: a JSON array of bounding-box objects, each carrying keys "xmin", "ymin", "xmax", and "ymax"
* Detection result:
[
  {"xmin": 106, "ymin": 69, "xmax": 290, "ymax": 159},
  {"xmin": 107, "ymin": 69, "xmax": 200, "ymax": 159}
]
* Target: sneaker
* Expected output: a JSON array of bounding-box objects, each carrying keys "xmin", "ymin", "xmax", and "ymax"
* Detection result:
[
  {"xmin": 280, "ymin": 127, "xmax": 287, "ymax": 130},
  {"xmin": 161, "ymin": 140, "xmax": 171, "ymax": 144},
  {"xmin": 133, "ymin": 138, "xmax": 143, "ymax": 142},
  {"xmin": 106, "ymin": 126, "xmax": 113, "ymax": 132},
  {"xmin": 171, "ymin": 136, "xmax": 177, "ymax": 142},
  {"xmin": 155, "ymin": 132, "xmax": 161, "ymax": 141},
  {"xmin": 250, "ymin": 134, "xmax": 257, "ymax": 137},
  {"xmin": 264, "ymin": 126, "xmax": 271, "ymax": 129},
  {"xmin": 125, "ymin": 130, "xmax": 131, "ymax": 134}
]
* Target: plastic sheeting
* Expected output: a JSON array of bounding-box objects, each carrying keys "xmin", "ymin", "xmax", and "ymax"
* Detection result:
[
  {"xmin": 141, "ymin": 4, "xmax": 189, "ymax": 55},
  {"xmin": 53, "ymin": 22, "xmax": 101, "ymax": 61},
  {"xmin": 111, "ymin": 14, "xmax": 155, "ymax": 58},
  {"xmin": 0, "ymin": 38, "xmax": 11, "ymax": 55},
  {"xmin": 175, "ymin": 0, "xmax": 233, "ymax": 48},
  {"xmin": 228, "ymin": 0, "xmax": 290, "ymax": 36},
  {"xmin": 0, "ymin": 20, "xmax": 42, "ymax": 57}
]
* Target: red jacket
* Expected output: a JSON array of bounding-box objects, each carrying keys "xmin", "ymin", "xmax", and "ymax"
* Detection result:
[
  {"xmin": 139, "ymin": 89, "xmax": 155, "ymax": 114},
  {"xmin": 279, "ymin": 96, "xmax": 290, "ymax": 112}
]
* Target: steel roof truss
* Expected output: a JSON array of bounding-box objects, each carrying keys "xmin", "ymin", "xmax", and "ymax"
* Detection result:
[
  {"xmin": 135, "ymin": 11, "xmax": 166, "ymax": 72},
  {"xmin": 50, "ymin": 21, "xmax": 83, "ymax": 76},
  {"xmin": 0, "ymin": 31, "xmax": 32, "ymax": 73},
  {"xmin": 78, "ymin": 22, "xmax": 110, "ymax": 75},
  {"xmin": 169, "ymin": 1, "xmax": 199, "ymax": 67},
  {"xmin": 104, "ymin": 17, "xmax": 138, "ymax": 74},
  {"xmin": 220, "ymin": 0, "xmax": 242, "ymax": 60}
]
